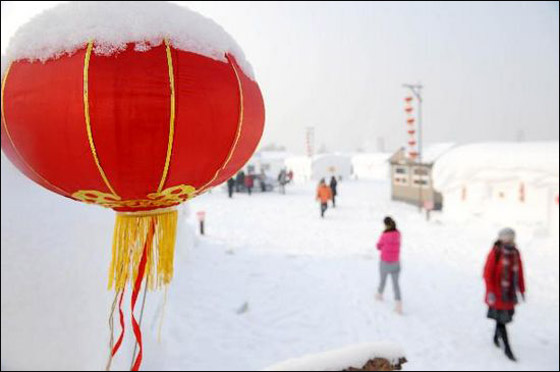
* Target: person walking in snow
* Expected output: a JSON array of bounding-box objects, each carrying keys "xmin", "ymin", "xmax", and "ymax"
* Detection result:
[
  {"xmin": 227, "ymin": 178, "xmax": 235, "ymax": 198},
  {"xmin": 278, "ymin": 169, "xmax": 287, "ymax": 194},
  {"xmin": 316, "ymin": 178, "xmax": 332, "ymax": 218},
  {"xmin": 245, "ymin": 173, "xmax": 254, "ymax": 195},
  {"xmin": 287, "ymin": 169, "xmax": 294, "ymax": 184},
  {"xmin": 329, "ymin": 176, "xmax": 338, "ymax": 208},
  {"xmin": 235, "ymin": 171, "xmax": 245, "ymax": 192},
  {"xmin": 259, "ymin": 169, "xmax": 267, "ymax": 192},
  {"xmin": 483, "ymin": 227, "xmax": 526, "ymax": 362},
  {"xmin": 375, "ymin": 216, "xmax": 403, "ymax": 314}
]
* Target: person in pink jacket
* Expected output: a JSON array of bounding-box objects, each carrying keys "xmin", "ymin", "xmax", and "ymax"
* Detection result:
[{"xmin": 375, "ymin": 216, "xmax": 403, "ymax": 314}]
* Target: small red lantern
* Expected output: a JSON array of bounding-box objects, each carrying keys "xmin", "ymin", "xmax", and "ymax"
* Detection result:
[
  {"xmin": 407, "ymin": 129, "xmax": 416, "ymax": 135},
  {"xmin": 407, "ymin": 118, "xmax": 415, "ymax": 125},
  {"xmin": 404, "ymin": 96, "xmax": 413, "ymax": 102},
  {"xmin": 408, "ymin": 140, "xmax": 417, "ymax": 146},
  {"xmin": 405, "ymin": 106, "xmax": 413, "ymax": 113}
]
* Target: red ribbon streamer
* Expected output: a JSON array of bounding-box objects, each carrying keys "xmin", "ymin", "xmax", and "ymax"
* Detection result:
[
  {"xmin": 131, "ymin": 219, "xmax": 155, "ymax": 371},
  {"xmin": 111, "ymin": 288, "xmax": 126, "ymax": 357}
]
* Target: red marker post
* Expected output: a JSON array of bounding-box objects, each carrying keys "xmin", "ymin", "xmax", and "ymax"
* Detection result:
[
  {"xmin": 197, "ymin": 211, "xmax": 206, "ymax": 235},
  {"xmin": 424, "ymin": 200, "xmax": 435, "ymax": 221}
]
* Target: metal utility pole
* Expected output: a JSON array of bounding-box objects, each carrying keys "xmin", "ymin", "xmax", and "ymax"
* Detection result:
[{"xmin": 403, "ymin": 83, "xmax": 423, "ymax": 212}]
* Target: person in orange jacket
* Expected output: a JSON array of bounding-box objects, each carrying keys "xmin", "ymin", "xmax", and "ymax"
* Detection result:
[{"xmin": 316, "ymin": 178, "xmax": 332, "ymax": 218}]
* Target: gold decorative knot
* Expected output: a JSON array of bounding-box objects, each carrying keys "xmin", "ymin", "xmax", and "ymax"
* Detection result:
[{"xmin": 72, "ymin": 184, "xmax": 196, "ymax": 209}]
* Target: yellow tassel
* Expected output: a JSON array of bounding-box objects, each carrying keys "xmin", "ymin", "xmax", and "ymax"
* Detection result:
[{"xmin": 108, "ymin": 208, "xmax": 178, "ymax": 292}]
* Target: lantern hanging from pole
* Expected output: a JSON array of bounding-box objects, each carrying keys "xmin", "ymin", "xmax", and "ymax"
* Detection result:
[
  {"xmin": 1, "ymin": 2, "xmax": 265, "ymax": 370},
  {"xmin": 404, "ymin": 106, "xmax": 413, "ymax": 113}
]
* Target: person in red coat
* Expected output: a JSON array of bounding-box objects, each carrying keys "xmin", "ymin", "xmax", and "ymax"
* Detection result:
[
  {"xmin": 244, "ymin": 173, "xmax": 254, "ymax": 196},
  {"xmin": 483, "ymin": 227, "xmax": 526, "ymax": 362}
]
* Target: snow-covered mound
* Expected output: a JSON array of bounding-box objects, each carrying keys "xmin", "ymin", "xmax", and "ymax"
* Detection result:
[
  {"xmin": 262, "ymin": 343, "xmax": 405, "ymax": 371},
  {"xmin": 433, "ymin": 142, "xmax": 559, "ymax": 191},
  {"xmin": 3, "ymin": 1, "xmax": 254, "ymax": 79}
]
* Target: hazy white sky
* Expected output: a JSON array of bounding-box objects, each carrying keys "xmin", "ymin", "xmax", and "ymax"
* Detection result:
[{"xmin": 2, "ymin": 1, "xmax": 559, "ymax": 154}]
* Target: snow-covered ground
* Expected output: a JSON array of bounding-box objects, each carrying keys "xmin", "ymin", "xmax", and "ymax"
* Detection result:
[{"xmin": 1, "ymin": 156, "xmax": 559, "ymax": 370}]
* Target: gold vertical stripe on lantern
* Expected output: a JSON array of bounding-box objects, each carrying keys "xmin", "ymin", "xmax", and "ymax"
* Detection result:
[
  {"xmin": 83, "ymin": 40, "xmax": 120, "ymax": 198},
  {"xmin": 157, "ymin": 39, "xmax": 177, "ymax": 193},
  {"xmin": 108, "ymin": 208, "xmax": 178, "ymax": 291}
]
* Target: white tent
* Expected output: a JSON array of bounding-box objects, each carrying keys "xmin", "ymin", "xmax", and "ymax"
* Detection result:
[
  {"xmin": 351, "ymin": 153, "xmax": 391, "ymax": 180},
  {"xmin": 311, "ymin": 153, "xmax": 352, "ymax": 181},
  {"xmin": 284, "ymin": 154, "xmax": 353, "ymax": 182}
]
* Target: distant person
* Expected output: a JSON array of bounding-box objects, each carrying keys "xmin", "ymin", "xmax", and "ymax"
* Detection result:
[
  {"xmin": 329, "ymin": 176, "xmax": 338, "ymax": 207},
  {"xmin": 483, "ymin": 228, "xmax": 526, "ymax": 362},
  {"xmin": 245, "ymin": 173, "xmax": 254, "ymax": 195},
  {"xmin": 227, "ymin": 178, "xmax": 235, "ymax": 198},
  {"xmin": 259, "ymin": 170, "xmax": 267, "ymax": 192},
  {"xmin": 316, "ymin": 178, "xmax": 332, "ymax": 218},
  {"xmin": 375, "ymin": 216, "xmax": 402, "ymax": 314},
  {"xmin": 236, "ymin": 171, "xmax": 245, "ymax": 192},
  {"xmin": 278, "ymin": 169, "xmax": 287, "ymax": 194},
  {"xmin": 287, "ymin": 169, "xmax": 294, "ymax": 184}
]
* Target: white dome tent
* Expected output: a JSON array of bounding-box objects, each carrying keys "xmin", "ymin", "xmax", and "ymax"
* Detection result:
[
  {"xmin": 311, "ymin": 153, "xmax": 352, "ymax": 181},
  {"xmin": 351, "ymin": 153, "xmax": 392, "ymax": 180},
  {"xmin": 284, "ymin": 154, "xmax": 352, "ymax": 183}
]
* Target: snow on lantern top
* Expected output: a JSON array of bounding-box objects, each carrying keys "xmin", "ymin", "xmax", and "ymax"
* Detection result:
[{"xmin": 3, "ymin": 1, "xmax": 255, "ymax": 79}]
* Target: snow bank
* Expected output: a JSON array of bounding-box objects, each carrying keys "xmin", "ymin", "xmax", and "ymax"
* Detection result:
[
  {"xmin": 262, "ymin": 343, "xmax": 405, "ymax": 371},
  {"xmin": 433, "ymin": 142, "xmax": 559, "ymax": 191},
  {"xmin": 3, "ymin": 1, "xmax": 254, "ymax": 79}
]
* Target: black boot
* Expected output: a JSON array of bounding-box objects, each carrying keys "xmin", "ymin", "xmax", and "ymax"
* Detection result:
[
  {"xmin": 504, "ymin": 346, "xmax": 517, "ymax": 362},
  {"xmin": 500, "ymin": 325, "xmax": 517, "ymax": 362},
  {"xmin": 493, "ymin": 324, "xmax": 500, "ymax": 348}
]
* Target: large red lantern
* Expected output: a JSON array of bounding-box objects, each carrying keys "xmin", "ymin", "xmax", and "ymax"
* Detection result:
[
  {"xmin": 2, "ymin": 42, "xmax": 263, "ymax": 214},
  {"xmin": 1, "ymin": 2, "xmax": 264, "ymax": 370}
]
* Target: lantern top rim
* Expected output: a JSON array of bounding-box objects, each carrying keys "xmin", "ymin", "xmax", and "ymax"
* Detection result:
[{"xmin": 3, "ymin": 1, "xmax": 254, "ymax": 80}]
